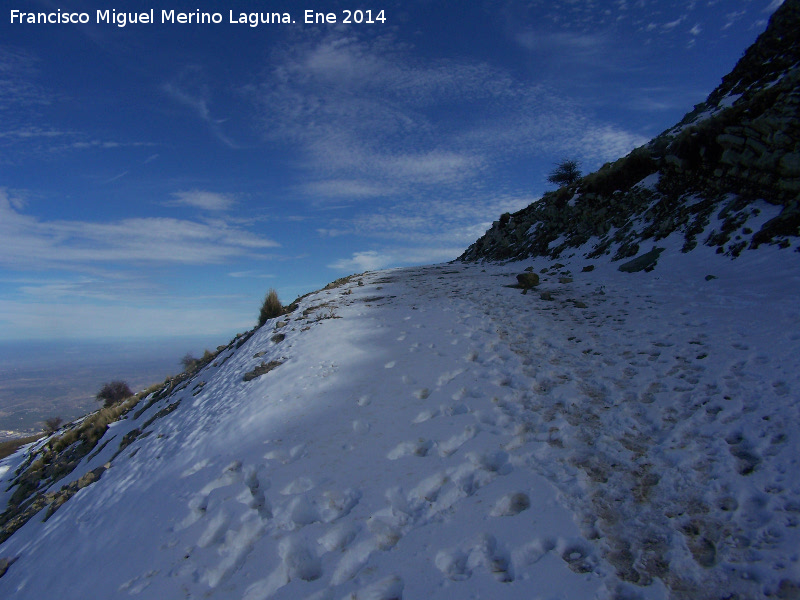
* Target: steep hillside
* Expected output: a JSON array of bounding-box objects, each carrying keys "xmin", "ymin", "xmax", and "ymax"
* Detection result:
[
  {"xmin": 460, "ymin": 0, "xmax": 800, "ymax": 266},
  {"xmin": 1, "ymin": 250, "xmax": 799, "ymax": 600}
]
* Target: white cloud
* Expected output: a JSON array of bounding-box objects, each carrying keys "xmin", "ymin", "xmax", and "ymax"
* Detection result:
[
  {"xmin": 722, "ymin": 10, "xmax": 747, "ymax": 30},
  {"xmin": 662, "ymin": 15, "xmax": 687, "ymax": 30},
  {"xmin": 328, "ymin": 250, "xmax": 392, "ymax": 271},
  {"xmin": 317, "ymin": 193, "xmax": 538, "ymax": 254},
  {"xmin": 17, "ymin": 277, "xmax": 151, "ymax": 302},
  {"xmin": 579, "ymin": 125, "xmax": 649, "ymax": 162},
  {"xmin": 0, "ymin": 189, "xmax": 279, "ymax": 270},
  {"xmin": 328, "ymin": 247, "xmax": 463, "ymax": 272},
  {"xmin": 169, "ymin": 190, "xmax": 236, "ymax": 211},
  {"xmin": 514, "ymin": 30, "xmax": 609, "ymax": 63},
  {"xmin": 228, "ymin": 271, "xmax": 275, "ymax": 279},
  {"xmin": 317, "ymin": 228, "xmax": 350, "ymax": 238},
  {"xmin": 251, "ymin": 33, "xmax": 645, "ymax": 202}
]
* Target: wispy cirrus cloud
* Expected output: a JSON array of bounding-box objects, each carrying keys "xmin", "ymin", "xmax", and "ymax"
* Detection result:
[
  {"xmin": 317, "ymin": 192, "xmax": 538, "ymax": 250},
  {"xmin": 163, "ymin": 66, "xmax": 242, "ymax": 149},
  {"xmin": 251, "ymin": 32, "xmax": 646, "ymax": 204},
  {"xmin": 0, "ymin": 189, "xmax": 279, "ymax": 270},
  {"xmin": 0, "ymin": 49, "xmax": 147, "ymax": 157},
  {"xmin": 168, "ymin": 190, "xmax": 237, "ymax": 211},
  {"xmin": 514, "ymin": 30, "xmax": 611, "ymax": 65},
  {"xmin": 0, "ymin": 47, "xmax": 50, "ymax": 112},
  {"xmin": 228, "ymin": 270, "xmax": 275, "ymax": 279}
]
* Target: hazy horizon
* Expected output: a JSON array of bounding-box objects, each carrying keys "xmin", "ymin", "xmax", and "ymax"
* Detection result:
[{"xmin": 0, "ymin": 334, "xmax": 228, "ymax": 438}]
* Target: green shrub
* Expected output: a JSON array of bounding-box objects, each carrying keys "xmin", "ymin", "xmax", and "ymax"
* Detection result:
[{"xmin": 258, "ymin": 288, "xmax": 283, "ymax": 326}]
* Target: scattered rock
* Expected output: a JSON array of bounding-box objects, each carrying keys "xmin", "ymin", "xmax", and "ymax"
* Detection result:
[
  {"xmin": 243, "ymin": 361, "xmax": 283, "ymax": 382},
  {"xmin": 0, "ymin": 556, "xmax": 19, "ymax": 578},
  {"xmin": 516, "ymin": 273, "xmax": 540, "ymax": 289},
  {"xmin": 618, "ymin": 247, "xmax": 665, "ymax": 273}
]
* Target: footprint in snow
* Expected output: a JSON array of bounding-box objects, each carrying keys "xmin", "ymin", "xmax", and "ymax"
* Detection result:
[
  {"xmin": 202, "ymin": 512, "xmax": 266, "ymax": 588},
  {"xmin": 264, "ymin": 443, "xmax": 306, "ymax": 464},
  {"xmin": 513, "ymin": 537, "xmax": 556, "ymax": 567},
  {"xmin": 557, "ymin": 537, "xmax": 598, "ymax": 574},
  {"xmin": 437, "ymin": 369, "xmax": 465, "ymax": 387},
  {"xmin": 280, "ymin": 476, "xmax": 314, "ymax": 495},
  {"xmin": 352, "ymin": 419, "xmax": 371, "ymax": 434},
  {"xmin": 242, "ymin": 536, "xmax": 321, "ymax": 600},
  {"xmin": 437, "ymin": 425, "xmax": 479, "ymax": 457},
  {"xmin": 436, "ymin": 534, "xmax": 513, "ymax": 582},
  {"xmin": 318, "ymin": 522, "xmax": 360, "ymax": 552},
  {"xmin": 413, "ymin": 408, "xmax": 439, "ymax": 423},
  {"xmin": 387, "ymin": 438, "xmax": 434, "ymax": 459},
  {"xmin": 177, "ymin": 460, "xmax": 246, "ymax": 529},
  {"xmin": 354, "ymin": 575, "xmax": 404, "ymax": 600},
  {"xmin": 490, "ymin": 492, "xmax": 531, "ymax": 517},
  {"xmin": 773, "ymin": 380, "xmax": 791, "ymax": 396},
  {"xmin": 180, "ymin": 459, "xmax": 210, "ymax": 478}
]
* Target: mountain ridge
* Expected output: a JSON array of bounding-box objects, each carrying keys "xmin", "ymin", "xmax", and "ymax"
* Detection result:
[{"xmin": 459, "ymin": 0, "xmax": 800, "ymax": 265}]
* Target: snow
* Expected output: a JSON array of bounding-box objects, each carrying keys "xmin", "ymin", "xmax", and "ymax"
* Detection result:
[
  {"xmin": 1, "ymin": 243, "xmax": 799, "ymax": 599},
  {"xmin": 718, "ymin": 93, "xmax": 742, "ymax": 109}
]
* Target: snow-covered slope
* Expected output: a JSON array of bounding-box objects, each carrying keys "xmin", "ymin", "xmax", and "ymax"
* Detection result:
[{"xmin": 1, "ymin": 237, "xmax": 799, "ymax": 599}]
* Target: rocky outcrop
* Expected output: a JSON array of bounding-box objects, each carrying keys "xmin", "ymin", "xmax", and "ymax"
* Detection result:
[{"xmin": 460, "ymin": 0, "xmax": 800, "ymax": 265}]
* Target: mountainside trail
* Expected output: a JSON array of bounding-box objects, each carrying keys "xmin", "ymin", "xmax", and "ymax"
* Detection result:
[{"xmin": 1, "ymin": 237, "xmax": 799, "ymax": 600}]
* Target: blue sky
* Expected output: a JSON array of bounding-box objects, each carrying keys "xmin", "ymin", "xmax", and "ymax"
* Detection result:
[{"xmin": 0, "ymin": 0, "xmax": 782, "ymax": 342}]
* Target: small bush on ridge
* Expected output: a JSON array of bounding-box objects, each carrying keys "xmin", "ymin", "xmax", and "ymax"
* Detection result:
[
  {"xmin": 547, "ymin": 159, "xmax": 582, "ymax": 187},
  {"xmin": 96, "ymin": 380, "xmax": 133, "ymax": 407},
  {"xmin": 43, "ymin": 417, "xmax": 63, "ymax": 434},
  {"xmin": 258, "ymin": 288, "xmax": 283, "ymax": 326}
]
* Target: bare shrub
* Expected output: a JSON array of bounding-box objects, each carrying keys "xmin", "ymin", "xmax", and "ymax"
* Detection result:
[
  {"xmin": 96, "ymin": 380, "xmax": 133, "ymax": 407},
  {"xmin": 181, "ymin": 353, "xmax": 198, "ymax": 372},
  {"xmin": 43, "ymin": 417, "xmax": 63, "ymax": 434}
]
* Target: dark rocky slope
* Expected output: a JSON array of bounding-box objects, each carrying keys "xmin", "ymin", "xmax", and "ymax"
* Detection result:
[{"xmin": 460, "ymin": 0, "xmax": 800, "ymax": 266}]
